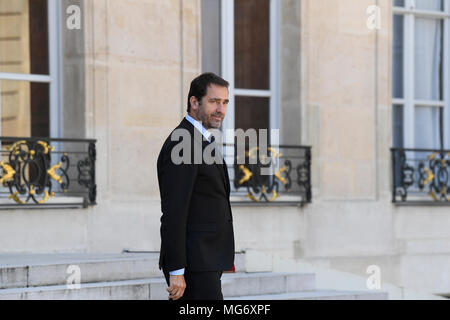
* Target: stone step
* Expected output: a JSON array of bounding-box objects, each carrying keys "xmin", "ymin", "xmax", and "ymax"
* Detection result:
[
  {"xmin": 0, "ymin": 253, "xmax": 389, "ymax": 300},
  {"xmin": 0, "ymin": 279, "xmax": 156, "ymax": 300},
  {"xmin": 0, "ymin": 272, "xmax": 316, "ymax": 300},
  {"xmin": 0, "ymin": 253, "xmax": 160, "ymax": 289},
  {"xmin": 0, "ymin": 279, "xmax": 387, "ymax": 300},
  {"xmin": 221, "ymin": 272, "xmax": 316, "ymax": 297},
  {"xmin": 145, "ymin": 272, "xmax": 316, "ymax": 299},
  {"xmin": 0, "ymin": 252, "xmax": 246, "ymax": 290},
  {"xmin": 226, "ymin": 290, "xmax": 389, "ymax": 300}
]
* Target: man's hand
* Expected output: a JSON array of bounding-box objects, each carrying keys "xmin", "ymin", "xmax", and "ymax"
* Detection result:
[{"xmin": 167, "ymin": 274, "xmax": 186, "ymax": 300}]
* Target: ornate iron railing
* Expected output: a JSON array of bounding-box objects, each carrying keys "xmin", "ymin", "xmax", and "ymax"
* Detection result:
[
  {"xmin": 223, "ymin": 144, "xmax": 312, "ymax": 205},
  {"xmin": 0, "ymin": 137, "xmax": 96, "ymax": 208},
  {"xmin": 391, "ymin": 147, "xmax": 450, "ymax": 204}
]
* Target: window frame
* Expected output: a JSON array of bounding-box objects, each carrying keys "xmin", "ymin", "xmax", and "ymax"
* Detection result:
[
  {"xmin": 392, "ymin": 0, "xmax": 450, "ymax": 149},
  {"xmin": 0, "ymin": 0, "xmax": 62, "ymax": 138},
  {"xmin": 220, "ymin": 0, "xmax": 280, "ymax": 145}
]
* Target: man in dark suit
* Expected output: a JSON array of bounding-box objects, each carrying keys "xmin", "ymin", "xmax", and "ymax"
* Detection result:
[{"xmin": 157, "ymin": 73, "xmax": 235, "ymax": 300}]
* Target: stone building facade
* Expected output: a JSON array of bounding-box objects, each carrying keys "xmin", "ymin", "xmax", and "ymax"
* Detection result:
[{"xmin": 0, "ymin": 0, "xmax": 449, "ymax": 296}]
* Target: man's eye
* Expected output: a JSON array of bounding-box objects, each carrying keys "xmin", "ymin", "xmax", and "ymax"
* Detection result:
[{"xmin": 209, "ymin": 99, "xmax": 228, "ymax": 105}]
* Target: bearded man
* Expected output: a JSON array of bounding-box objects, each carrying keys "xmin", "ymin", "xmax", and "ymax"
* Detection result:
[{"xmin": 157, "ymin": 73, "xmax": 235, "ymax": 300}]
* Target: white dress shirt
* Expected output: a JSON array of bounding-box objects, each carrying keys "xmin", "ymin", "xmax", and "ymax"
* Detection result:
[{"xmin": 185, "ymin": 114, "xmax": 212, "ymax": 142}]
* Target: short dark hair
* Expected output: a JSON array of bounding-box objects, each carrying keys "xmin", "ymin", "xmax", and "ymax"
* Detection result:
[{"xmin": 187, "ymin": 73, "xmax": 229, "ymax": 113}]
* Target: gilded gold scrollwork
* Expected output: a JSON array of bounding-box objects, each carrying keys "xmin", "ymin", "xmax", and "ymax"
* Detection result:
[
  {"xmin": 48, "ymin": 162, "xmax": 63, "ymax": 184},
  {"xmin": 0, "ymin": 161, "xmax": 16, "ymax": 185},
  {"xmin": 238, "ymin": 146, "xmax": 288, "ymax": 202}
]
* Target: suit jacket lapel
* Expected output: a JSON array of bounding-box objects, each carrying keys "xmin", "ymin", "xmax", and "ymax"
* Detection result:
[
  {"xmin": 181, "ymin": 118, "xmax": 230, "ymax": 195},
  {"xmin": 215, "ymin": 152, "xmax": 228, "ymax": 195},
  {"xmin": 222, "ymin": 157, "xmax": 230, "ymax": 196},
  {"xmin": 202, "ymin": 139, "xmax": 228, "ymax": 193}
]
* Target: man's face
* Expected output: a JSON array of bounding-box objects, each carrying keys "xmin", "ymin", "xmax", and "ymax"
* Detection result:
[{"xmin": 190, "ymin": 84, "xmax": 229, "ymax": 129}]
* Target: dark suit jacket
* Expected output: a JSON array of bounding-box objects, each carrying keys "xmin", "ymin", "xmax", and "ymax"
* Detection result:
[{"xmin": 157, "ymin": 118, "xmax": 235, "ymax": 273}]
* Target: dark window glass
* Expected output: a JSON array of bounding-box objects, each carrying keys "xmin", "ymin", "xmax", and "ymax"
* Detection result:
[
  {"xmin": 30, "ymin": 82, "xmax": 50, "ymax": 137},
  {"xmin": 393, "ymin": 104, "xmax": 403, "ymax": 148},
  {"xmin": 29, "ymin": 0, "xmax": 49, "ymax": 75},
  {"xmin": 235, "ymin": 96, "xmax": 270, "ymax": 132},
  {"xmin": 393, "ymin": 15, "xmax": 404, "ymax": 99},
  {"xmin": 392, "ymin": 104, "xmax": 403, "ymax": 192}
]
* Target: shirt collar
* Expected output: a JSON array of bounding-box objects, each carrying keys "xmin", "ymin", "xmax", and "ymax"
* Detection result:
[{"xmin": 185, "ymin": 114, "xmax": 212, "ymax": 142}]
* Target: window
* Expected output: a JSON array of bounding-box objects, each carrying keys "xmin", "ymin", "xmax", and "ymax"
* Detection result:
[
  {"xmin": 0, "ymin": 0, "xmax": 61, "ymax": 138},
  {"xmin": 392, "ymin": 0, "xmax": 450, "ymax": 203},
  {"xmin": 202, "ymin": 0, "xmax": 312, "ymax": 205},
  {"xmin": 393, "ymin": 0, "xmax": 450, "ymax": 149},
  {"xmin": 0, "ymin": 1, "xmax": 93, "ymax": 208},
  {"xmin": 221, "ymin": 0, "xmax": 279, "ymax": 140},
  {"xmin": 202, "ymin": 0, "xmax": 280, "ymax": 140}
]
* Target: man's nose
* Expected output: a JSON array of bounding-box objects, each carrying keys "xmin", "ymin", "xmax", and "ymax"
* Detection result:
[{"xmin": 217, "ymin": 102, "xmax": 226, "ymax": 114}]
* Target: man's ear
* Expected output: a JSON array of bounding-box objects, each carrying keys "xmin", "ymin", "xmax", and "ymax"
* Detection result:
[{"xmin": 189, "ymin": 96, "xmax": 199, "ymax": 112}]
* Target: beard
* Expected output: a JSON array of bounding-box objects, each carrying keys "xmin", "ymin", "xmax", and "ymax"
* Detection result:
[{"xmin": 199, "ymin": 111, "xmax": 223, "ymax": 129}]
